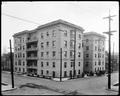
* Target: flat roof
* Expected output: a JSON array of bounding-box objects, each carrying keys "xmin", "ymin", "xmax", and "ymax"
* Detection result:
[
  {"xmin": 84, "ymin": 32, "xmax": 106, "ymax": 38},
  {"xmin": 13, "ymin": 19, "xmax": 84, "ymax": 37}
]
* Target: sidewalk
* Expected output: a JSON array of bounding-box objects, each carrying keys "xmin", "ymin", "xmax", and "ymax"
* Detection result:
[
  {"xmin": 2, "ymin": 83, "xmax": 17, "ymax": 92},
  {"xmin": 76, "ymin": 87, "xmax": 119, "ymax": 95}
]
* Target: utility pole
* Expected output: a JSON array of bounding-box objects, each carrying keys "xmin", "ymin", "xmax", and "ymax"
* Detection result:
[
  {"xmin": 112, "ymin": 42, "xmax": 114, "ymax": 72},
  {"xmin": 9, "ymin": 40, "xmax": 14, "ymax": 88},
  {"xmin": 60, "ymin": 48, "xmax": 62, "ymax": 82},
  {"xmin": 103, "ymin": 10, "xmax": 116, "ymax": 89}
]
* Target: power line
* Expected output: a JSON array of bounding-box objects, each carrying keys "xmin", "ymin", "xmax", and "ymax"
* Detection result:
[{"xmin": 2, "ymin": 13, "xmax": 40, "ymax": 25}]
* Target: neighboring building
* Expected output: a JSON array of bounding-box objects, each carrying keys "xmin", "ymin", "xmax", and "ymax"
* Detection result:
[
  {"xmin": 13, "ymin": 19, "xmax": 84, "ymax": 78},
  {"xmin": 1, "ymin": 52, "xmax": 14, "ymax": 71},
  {"xmin": 83, "ymin": 32, "xmax": 106, "ymax": 73}
]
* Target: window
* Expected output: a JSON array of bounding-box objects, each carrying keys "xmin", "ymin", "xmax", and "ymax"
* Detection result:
[
  {"xmin": 86, "ymin": 54, "xmax": 89, "ymax": 58},
  {"xmin": 86, "ymin": 39, "xmax": 89, "ymax": 42},
  {"xmin": 23, "ymin": 38, "xmax": 24, "ymax": 43},
  {"xmin": 18, "ymin": 60, "xmax": 21, "ymax": 65},
  {"xmin": 64, "ymin": 40, "xmax": 67, "ymax": 47},
  {"xmin": 41, "ymin": 52, "xmax": 44, "ymax": 57},
  {"xmin": 46, "ymin": 70, "xmax": 49, "ymax": 74},
  {"xmin": 20, "ymin": 53, "xmax": 22, "ymax": 57},
  {"xmin": 41, "ymin": 33, "xmax": 43, "ymax": 39},
  {"xmin": 95, "ymin": 46, "xmax": 97, "ymax": 51},
  {"xmin": 52, "ymin": 71, "xmax": 55, "ymax": 77},
  {"xmin": 78, "ymin": 52, "xmax": 81, "ymax": 57},
  {"xmin": 95, "ymin": 68, "xmax": 96, "ymax": 72},
  {"xmin": 41, "ymin": 42, "xmax": 44, "ymax": 48},
  {"xmin": 52, "ymin": 51, "xmax": 56, "ymax": 57},
  {"xmin": 64, "ymin": 51, "xmax": 67, "ymax": 57},
  {"xmin": 52, "ymin": 30, "xmax": 56, "ymax": 37},
  {"xmin": 46, "ymin": 32, "xmax": 49, "ymax": 36},
  {"xmin": 71, "ymin": 62, "xmax": 73, "ymax": 67},
  {"xmin": 86, "ymin": 46, "xmax": 89, "ymax": 50},
  {"xmin": 41, "ymin": 62, "xmax": 43, "ymax": 67},
  {"xmin": 78, "ymin": 70, "xmax": 80, "ymax": 74},
  {"xmin": 52, "ymin": 41, "xmax": 55, "ymax": 47},
  {"xmin": 46, "ymin": 52, "xmax": 49, "ymax": 56},
  {"xmin": 95, "ymin": 62, "xmax": 96, "ymax": 65},
  {"xmin": 64, "ymin": 62, "xmax": 67, "ymax": 68},
  {"xmin": 102, "ymin": 61, "xmax": 104, "ymax": 65},
  {"xmin": 20, "ymin": 46, "xmax": 22, "ymax": 50},
  {"xmin": 19, "ymin": 68, "xmax": 21, "ymax": 72},
  {"xmin": 64, "ymin": 71, "xmax": 67, "ymax": 77},
  {"xmin": 70, "ymin": 30, "xmax": 75, "ymax": 37},
  {"xmin": 46, "ymin": 42, "xmax": 49, "ymax": 47},
  {"xmin": 86, "ymin": 62, "xmax": 89, "ymax": 67},
  {"xmin": 23, "ymin": 53, "xmax": 25, "ymax": 58},
  {"xmin": 95, "ymin": 54, "xmax": 97, "ymax": 58},
  {"xmin": 46, "ymin": 62, "xmax": 49, "ymax": 66},
  {"xmin": 15, "ymin": 47, "xmax": 17, "ymax": 51},
  {"xmin": 15, "ymin": 67, "xmax": 17, "ymax": 71},
  {"xmin": 78, "ymin": 62, "xmax": 80, "ymax": 66},
  {"xmin": 15, "ymin": 61, "xmax": 17, "ymax": 65},
  {"xmin": 78, "ymin": 43, "xmax": 81, "ymax": 49},
  {"xmin": 23, "ymin": 61, "xmax": 25, "ymax": 66},
  {"xmin": 53, "ymin": 62, "xmax": 55, "ymax": 67},
  {"xmin": 15, "ymin": 54, "xmax": 17, "ymax": 58},
  {"xmin": 70, "ymin": 51, "xmax": 74, "ymax": 58},
  {"xmin": 64, "ymin": 30, "xmax": 67, "ymax": 36},
  {"xmin": 23, "ymin": 46, "xmax": 25, "ymax": 50},
  {"xmin": 79, "ymin": 34, "xmax": 81, "ymax": 39},
  {"xmin": 98, "ymin": 61, "xmax": 101, "ymax": 65},
  {"xmin": 41, "ymin": 70, "xmax": 43, "ymax": 75},
  {"xmin": 70, "ymin": 40, "xmax": 74, "ymax": 48},
  {"xmin": 98, "ymin": 53, "xmax": 101, "ymax": 58}
]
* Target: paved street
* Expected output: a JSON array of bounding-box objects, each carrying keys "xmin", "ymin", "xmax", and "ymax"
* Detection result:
[{"xmin": 2, "ymin": 71, "xmax": 119, "ymax": 95}]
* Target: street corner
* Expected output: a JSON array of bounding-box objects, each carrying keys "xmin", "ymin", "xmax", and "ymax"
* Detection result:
[{"xmin": 1, "ymin": 83, "xmax": 17, "ymax": 92}]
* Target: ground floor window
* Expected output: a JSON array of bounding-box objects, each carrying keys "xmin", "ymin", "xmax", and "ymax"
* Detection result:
[
  {"xmin": 15, "ymin": 67, "xmax": 17, "ymax": 71},
  {"xmin": 41, "ymin": 70, "xmax": 43, "ymax": 75},
  {"xmin": 78, "ymin": 70, "xmax": 80, "ymax": 74},
  {"xmin": 52, "ymin": 71, "xmax": 55, "ymax": 77},
  {"xmin": 69, "ymin": 70, "xmax": 72, "ymax": 77},
  {"xmin": 64, "ymin": 71, "xmax": 67, "ymax": 77},
  {"xmin": 19, "ymin": 68, "xmax": 21, "ymax": 72}
]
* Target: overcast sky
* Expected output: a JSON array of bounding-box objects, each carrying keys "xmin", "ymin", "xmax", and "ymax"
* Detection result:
[{"xmin": 2, "ymin": 1, "xmax": 119, "ymax": 54}]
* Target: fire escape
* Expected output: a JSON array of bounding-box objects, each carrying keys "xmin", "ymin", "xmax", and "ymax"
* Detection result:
[{"xmin": 26, "ymin": 33, "xmax": 38, "ymax": 76}]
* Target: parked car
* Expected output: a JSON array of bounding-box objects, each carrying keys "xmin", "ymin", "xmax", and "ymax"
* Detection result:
[{"xmin": 111, "ymin": 82, "xmax": 119, "ymax": 92}]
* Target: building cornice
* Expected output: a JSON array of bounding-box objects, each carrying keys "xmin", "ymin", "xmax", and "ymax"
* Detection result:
[{"xmin": 13, "ymin": 19, "xmax": 84, "ymax": 37}]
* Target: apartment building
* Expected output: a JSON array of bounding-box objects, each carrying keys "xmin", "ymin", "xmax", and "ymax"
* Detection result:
[
  {"xmin": 13, "ymin": 19, "xmax": 84, "ymax": 78},
  {"xmin": 83, "ymin": 32, "xmax": 106, "ymax": 73}
]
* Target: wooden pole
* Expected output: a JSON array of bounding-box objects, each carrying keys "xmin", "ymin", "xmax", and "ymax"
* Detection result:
[{"xmin": 9, "ymin": 40, "xmax": 14, "ymax": 88}]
